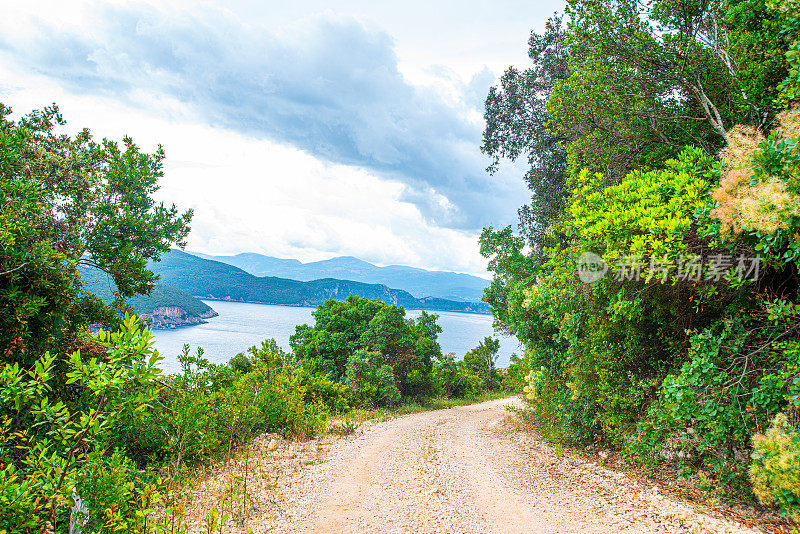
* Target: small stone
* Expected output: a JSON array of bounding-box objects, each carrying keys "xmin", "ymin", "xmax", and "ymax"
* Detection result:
[{"xmin": 268, "ymin": 439, "xmax": 278, "ymax": 451}]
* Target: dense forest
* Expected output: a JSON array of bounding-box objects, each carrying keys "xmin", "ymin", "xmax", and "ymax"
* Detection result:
[{"xmin": 483, "ymin": 0, "xmax": 800, "ymax": 521}]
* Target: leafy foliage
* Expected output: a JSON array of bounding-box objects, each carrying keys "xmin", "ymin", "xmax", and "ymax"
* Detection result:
[
  {"xmin": 344, "ymin": 349, "xmax": 401, "ymax": 407},
  {"xmin": 463, "ymin": 336, "xmax": 501, "ymax": 389},
  {"xmin": 751, "ymin": 412, "xmax": 800, "ymax": 521},
  {"xmin": 482, "ymin": 16, "xmax": 570, "ymax": 251},
  {"xmin": 482, "ymin": 0, "xmax": 800, "ymax": 512},
  {"xmin": 0, "ymin": 103, "xmax": 192, "ymax": 364},
  {"xmin": 291, "ymin": 295, "xmax": 442, "ymax": 399},
  {"xmin": 0, "ymin": 315, "xmax": 165, "ymax": 532}
]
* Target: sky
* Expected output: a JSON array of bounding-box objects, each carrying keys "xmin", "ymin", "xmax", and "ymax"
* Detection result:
[{"xmin": 0, "ymin": 0, "xmax": 563, "ymax": 277}]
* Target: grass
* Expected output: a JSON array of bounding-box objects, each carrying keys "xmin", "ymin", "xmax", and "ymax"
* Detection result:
[{"xmin": 393, "ymin": 390, "xmax": 513, "ymax": 415}]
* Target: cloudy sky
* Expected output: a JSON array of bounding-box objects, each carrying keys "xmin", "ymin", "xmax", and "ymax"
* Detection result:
[{"xmin": 0, "ymin": 0, "xmax": 562, "ymax": 277}]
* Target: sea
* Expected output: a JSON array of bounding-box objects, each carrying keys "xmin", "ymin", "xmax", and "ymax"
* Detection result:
[{"xmin": 150, "ymin": 300, "xmax": 522, "ymax": 374}]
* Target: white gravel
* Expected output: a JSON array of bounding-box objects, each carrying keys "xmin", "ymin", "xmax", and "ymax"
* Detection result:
[{"xmin": 261, "ymin": 398, "xmax": 763, "ymax": 534}]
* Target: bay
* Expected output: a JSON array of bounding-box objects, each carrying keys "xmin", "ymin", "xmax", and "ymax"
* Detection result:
[{"xmin": 151, "ymin": 300, "xmax": 521, "ymax": 374}]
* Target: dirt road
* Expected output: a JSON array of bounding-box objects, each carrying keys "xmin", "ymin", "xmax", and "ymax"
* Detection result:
[{"xmin": 268, "ymin": 398, "xmax": 758, "ymax": 534}]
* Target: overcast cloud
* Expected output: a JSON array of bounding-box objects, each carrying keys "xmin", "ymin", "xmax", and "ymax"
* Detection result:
[{"xmin": 0, "ymin": 0, "xmax": 559, "ymax": 275}]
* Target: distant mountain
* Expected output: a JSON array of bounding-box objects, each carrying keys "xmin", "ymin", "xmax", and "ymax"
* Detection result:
[
  {"xmin": 192, "ymin": 252, "xmax": 490, "ymax": 301},
  {"xmin": 152, "ymin": 250, "xmax": 490, "ymax": 314},
  {"xmin": 79, "ymin": 267, "xmax": 218, "ymax": 328}
]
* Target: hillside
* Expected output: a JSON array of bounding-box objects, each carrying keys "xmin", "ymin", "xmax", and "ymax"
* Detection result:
[
  {"xmin": 193, "ymin": 252, "xmax": 489, "ymax": 302},
  {"xmin": 152, "ymin": 250, "xmax": 490, "ymax": 314},
  {"xmin": 79, "ymin": 267, "xmax": 218, "ymax": 328}
]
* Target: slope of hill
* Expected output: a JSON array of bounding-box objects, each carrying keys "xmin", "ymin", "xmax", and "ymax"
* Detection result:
[
  {"xmin": 152, "ymin": 250, "xmax": 490, "ymax": 314},
  {"xmin": 79, "ymin": 267, "xmax": 218, "ymax": 328},
  {"xmin": 193, "ymin": 252, "xmax": 489, "ymax": 302}
]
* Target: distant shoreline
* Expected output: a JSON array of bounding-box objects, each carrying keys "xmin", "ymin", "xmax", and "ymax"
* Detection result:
[{"xmin": 196, "ymin": 297, "xmax": 492, "ymax": 316}]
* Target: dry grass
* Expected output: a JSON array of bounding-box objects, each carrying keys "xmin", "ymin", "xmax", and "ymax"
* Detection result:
[{"xmin": 181, "ymin": 433, "xmax": 330, "ymax": 533}]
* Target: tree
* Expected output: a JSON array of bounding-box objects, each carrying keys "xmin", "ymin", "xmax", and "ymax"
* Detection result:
[
  {"xmin": 463, "ymin": 337, "xmax": 501, "ymax": 389},
  {"xmin": 482, "ymin": 16, "xmax": 570, "ymax": 252},
  {"xmin": 290, "ymin": 296, "xmax": 384, "ymax": 378},
  {"xmin": 0, "ymin": 103, "xmax": 193, "ymax": 363},
  {"xmin": 291, "ymin": 296, "xmax": 443, "ymax": 398},
  {"xmin": 550, "ymin": 0, "xmax": 793, "ymax": 180},
  {"xmin": 344, "ymin": 349, "xmax": 401, "ymax": 407}
]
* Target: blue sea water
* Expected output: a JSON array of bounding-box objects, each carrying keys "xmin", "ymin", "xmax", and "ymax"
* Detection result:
[{"xmin": 150, "ymin": 300, "xmax": 521, "ymax": 374}]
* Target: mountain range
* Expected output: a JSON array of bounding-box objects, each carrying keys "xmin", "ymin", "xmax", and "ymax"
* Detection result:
[
  {"xmin": 193, "ymin": 252, "xmax": 490, "ymax": 302},
  {"xmin": 151, "ymin": 250, "xmax": 490, "ymax": 314}
]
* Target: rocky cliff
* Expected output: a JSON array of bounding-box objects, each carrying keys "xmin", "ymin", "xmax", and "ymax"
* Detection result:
[{"xmin": 141, "ymin": 306, "xmax": 219, "ymax": 329}]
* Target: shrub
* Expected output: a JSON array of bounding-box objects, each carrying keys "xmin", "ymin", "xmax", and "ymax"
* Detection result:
[
  {"xmin": 0, "ymin": 315, "xmax": 167, "ymax": 532},
  {"xmin": 433, "ymin": 353, "xmax": 466, "ymax": 397},
  {"xmin": 227, "ymin": 352, "xmax": 254, "ymax": 374},
  {"xmin": 74, "ymin": 449, "xmax": 137, "ymax": 531},
  {"xmin": 463, "ymin": 337, "xmax": 501, "ymax": 390},
  {"xmin": 375, "ymin": 363, "xmax": 401, "ymax": 406},
  {"xmin": 523, "ymin": 366, "xmax": 574, "ymax": 442},
  {"xmin": 750, "ymin": 413, "xmax": 800, "ymax": 521},
  {"xmin": 502, "ymin": 352, "xmax": 533, "ymax": 392},
  {"xmin": 461, "ymin": 373, "xmax": 485, "ymax": 397},
  {"xmin": 300, "ymin": 372, "xmax": 350, "ymax": 413},
  {"xmin": 344, "ymin": 350, "xmax": 400, "ymax": 407},
  {"xmin": 291, "ymin": 296, "xmax": 442, "ymax": 398}
]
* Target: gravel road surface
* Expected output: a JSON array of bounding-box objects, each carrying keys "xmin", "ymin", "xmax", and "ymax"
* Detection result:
[{"xmin": 266, "ymin": 398, "xmax": 760, "ymax": 534}]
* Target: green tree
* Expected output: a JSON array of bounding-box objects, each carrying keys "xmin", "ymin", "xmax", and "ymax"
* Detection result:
[
  {"xmin": 463, "ymin": 337, "xmax": 501, "ymax": 390},
  {"xmin": 344, "ymin": 349, "xmax": 401, "ymax": 407},
  {"xmin": 550, "ymin": 0, "xmax": 793, "ymax": 181},
  {"xmin": 481, "ymin": 0, "xmax": 800, "ymax": 504},
  {"xmin": 482, "ymin": 16, "xmax": 570, "ymax": 252},
  {"xmin": 291, "ymin": 296, "xmax": 442, "ymax": 398},
  {"xmin": 290, "ymin": 296, "xmax": 384, "ymax": 378},
  {"xmin": 0, "ymin": 103, "xmax": 192, "ymax": 363}
]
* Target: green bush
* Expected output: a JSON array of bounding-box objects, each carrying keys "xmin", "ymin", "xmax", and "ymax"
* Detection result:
[
  {"xmin": 300, "ymin": 371, "xmax": 350, "ymax": 413},
  {"xmin": 463, "ymin": 337, "xmax": 501, "ymax": 391},
  {"xmin": 522, "ymin": 366, "xmax": 577, "ymax": 442},
  {"xmin": 501, "ymin": 351, "xmax": 533, "ymax": 392},
  {"xmin": 344, "ymin": 349, "xmax": 401, "ymax": 407},
  {"xmin": 291, "ymin": 296, "xmax": 442, "ymax": 399},
  {"xmin": 0, "ymin": 315, "xmax": 174, "ymax": 532},
  {"xmin": 74, "ymin": 449, "xmax": 137, "ymax": 531},
  {"xmin": 433, "ymin": 353, "xmax": 465, "ymax": 397},
  {"xmin": 375, "ymin": 363, "xmax": 402, "ymax": 406},
  {"xmin": 751, "ymin": 413, "xmax": 800, "ymax": 521}
]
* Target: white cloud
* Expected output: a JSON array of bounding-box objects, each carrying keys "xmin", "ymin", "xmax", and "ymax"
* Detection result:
[
  {"xmin": 0, "ymin": 61, "xmax": 490, "ymax": 276},
  {"xmin": 0, "ymin": 0, "xmax": 561, "ymax": 277}
]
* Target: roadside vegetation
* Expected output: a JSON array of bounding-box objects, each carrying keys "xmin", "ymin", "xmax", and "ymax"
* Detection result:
[
  {"xmin": 10, "ymin": 0, "xmax": 800, "ymax": 529},
  {"xmin": 0, "ymin": 102, "xmax": 505, "ymax": 532},
  {"xmin": 482, "ymin": 0, "xmax": 800, "ymax": 523}
]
